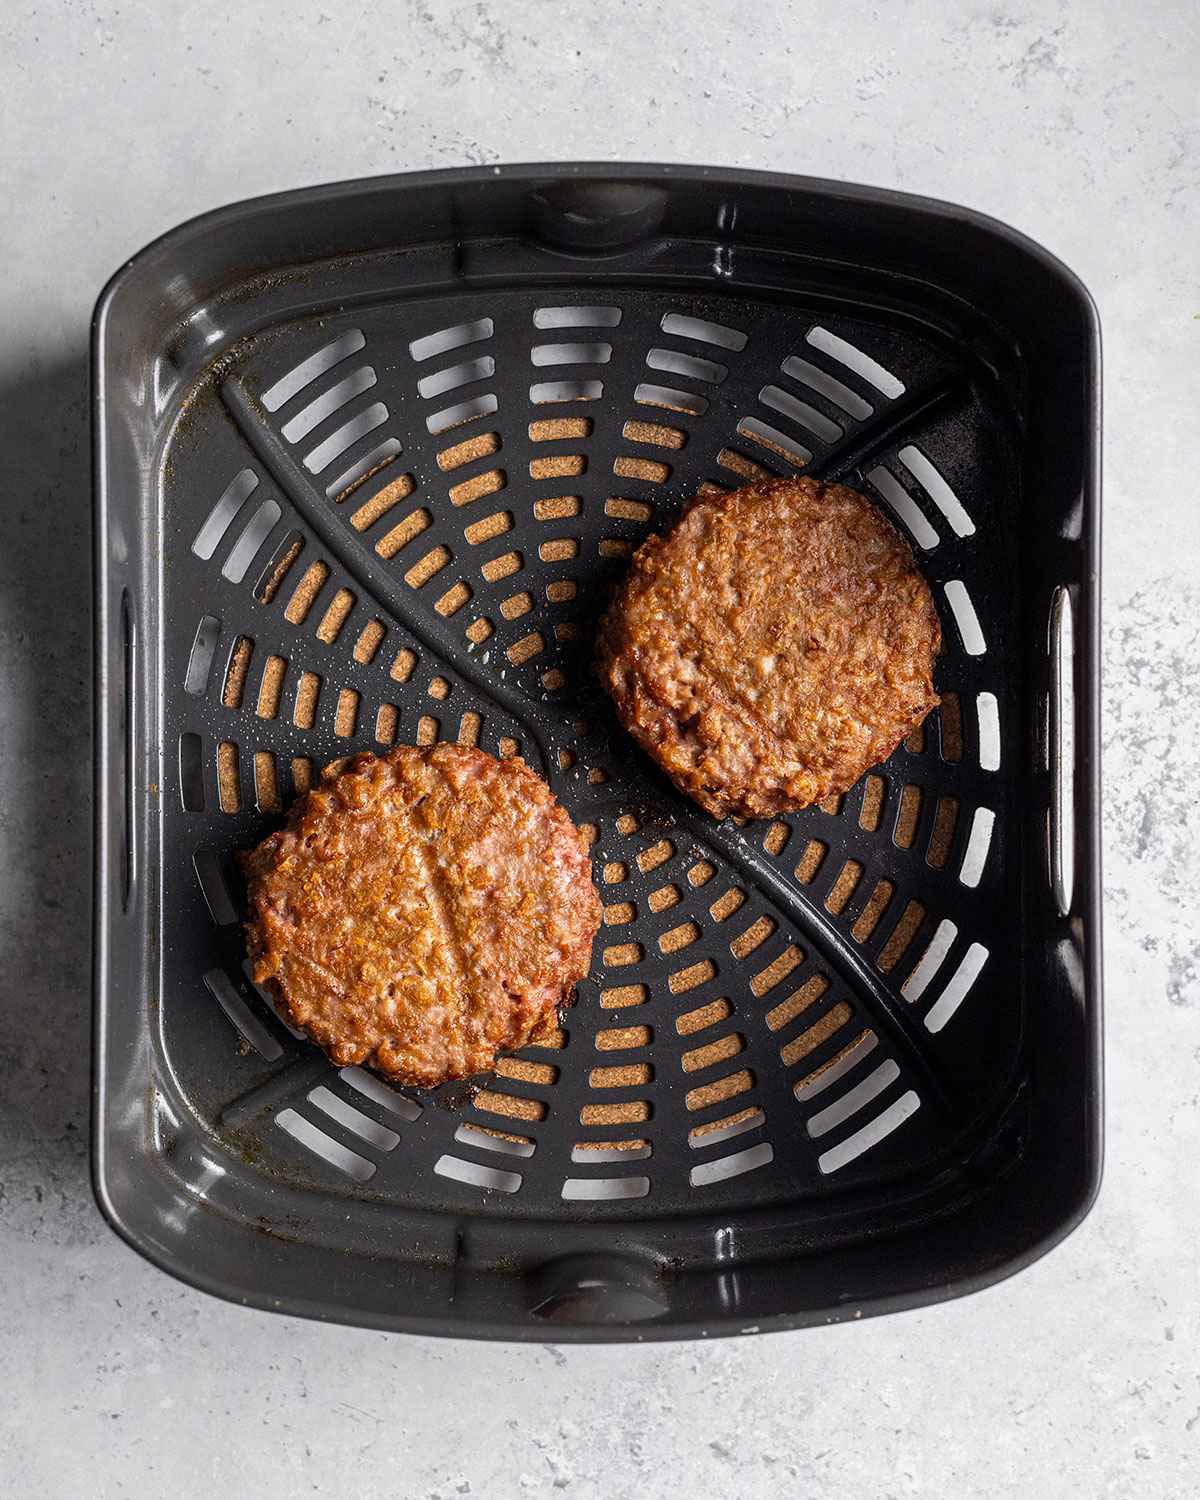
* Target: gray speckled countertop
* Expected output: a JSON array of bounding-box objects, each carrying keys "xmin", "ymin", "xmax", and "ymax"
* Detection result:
[{"xmin": 2, "ymin": 2, "xmax": 1198, "ymax": 1495}]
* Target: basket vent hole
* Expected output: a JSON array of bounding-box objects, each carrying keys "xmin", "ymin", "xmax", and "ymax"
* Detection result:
[
  {"xmin": 334, "ymin": 689, "xmax": 360, "ymax": 738},
  {"xmin": 600, "ymin": 983, "xmax": 648, "ymax": 1010},
  {"xmin": 906, "ymin": 722, "xmax": 926, "ymax": 754},
  {"xmin": 192, "ymin": 849, "xmax": 237, "ymax": 924},
  {"xmin": 808, "ymin": 1059, "xmax": 901, "ymax": 1139},
  {"xmin": 534, "ymin": 305, "xmax": 622, "ymax": 329},
  {"xmin": 351, "ymin": 474, "xmax": 416, "ymax": 533},
  {"xmin": 602, "ymin": 861, "xmax": 628, "ymax": 884},
  {"xmin": 805, "ymin": 326, "xmax": 905, "ymax": 400},
  {"xmin": 353, "ymin": 620, "xmax": 386, "ymax": 665},
  {"xmin": 221, "ymin": 636, "xmax": 253, "ymax": 708},
  {"xmin": 765, "ymin": 974, "xmax": 829, "ymax": 1032},
  {"xmin": 689, "ymin": 1141, "xmax": 773, "ymax": 1188},
  {"xmin": 375, "ymin": 703, "xmax": 398, "ymax": 745},
  {"xmin": 216, "ymin": 741, "xmax": 241, "ymax": 812},
  {"xmin": 438, "ymin": 431, "xmax": 502, "ymax": 472},
  {"xmin": 681, "ymin": 1033, "xmax": 744, "ymax": 1074},
  {"xmin": 589, "ymin": 1062, "xmax": 652, "ymax": 1088},
  {"xmin": 779, "ymin": 354, "xmax": 873, "ymax": 420},
  {"xmin": 717, "ymin": 447, "xmax": 771, "ymax": 482},
  {"xmin": 292, "ymin": 671, "xmax": 321, "ymax": 730},
  {"xmin": 897, "ymin": 446, "xmax": 975, "ymax": 537},
  {"xmin": 943, "ymin": 580, "xmax": 986, "ymax": 656},
  {"xmin": 658, "ymin": 921, "xmax": 699, "ymax": 954},
  {"xmin": 256, "ymin": 655, "xmax": 287, "ymax": 719},
  {"xmin": 242, "ymin": 961, "xmax": 305, "ymax": 1038},
  {"xmin": 223, "ymin": 499, "xmax": 282, "ymax": 583},
  {"xmin": 902, "ymin": 918, "xmax": 958, "ymax": 1002},
  {"xmin": 634, "ymin": 382, "xmax": 709, "ymax": 416},
  {"xmin": 538, "ymin": 538, "xmax": 579, "ymax": 563},
  {"xmin": 289, "ymin": 757, "xmax": 313, "ymax": 795},
  {"xmin": 192, "ymin": 469, "xmax": 258, "ymax": 559},
  {"xmin": 868, "ymin": 466, "xmax": 939, "ymax": 552},
  {"xmin": 623, "ymin": 419, "xmax": 686, "ymax": 451},
  {"xmin": 276, "ymin": 1109, "xmax": 375, "ymax": 1182},
  {"xmin": 203, "ymin": 969, "xmax": 282, "ymax": 1061},
  {"xmin": 646, "ymin": 347, "xmax": 727, "ymax": 385},
  {"xmin": 281, "ymin": 365, "xmax": 377, "ymax": 444},
  {"xmin": 481, "ymin": 550, "xmax": 523, "ymax": 583},
  {"xmin": 959, "ymin": 807, "xmax": 995, "ymax": 888},
  {"xmin": 455, "ymin": 1123, "xmax": 535, "ymax": 1158},
  {"xmin": 308, "ymin": 1084, "xmax": 399, "ymax": 1151},
  {"xmin": 255, "ymin": 533, "xmax": 305, "ymax": 603},
  {"xmin": 339, "ymin": 1066, "xmax": 422, "ymax": 1121},
  {"xmin": 561, "ymin": 1176, "xmax": 649, "ymax": 1201},
  {"xmin": 507, "ymin": 631, "xmax": 544, "ymax": 665},
  {"xmin": 531, "ymin": 342, "xmax": 612, "ymax": 368},
  {"xmin": 530, "ymin": 380, "xmax": 603, "ymax": 405},
  {"xmin": 534, "ymin": 495, "xmax": 581, "ymax": 521},
  {"xmin": 976, "ymin": 692, "xmax": 1001, "ymax": 770},
  {"xmin": 793, "ymin": 1029, "xmax": 878, "ymax": 1102},
  {"xmin": 580, "ymin": 1100, "xmax": 650, "ymax": 1126},
  {"xmin": 494, "ymin": 1057, "xmax": 559, "ymax": 1086},
  {"xmin": 603, "ymin": 942, "xmax": 643, "ymax": 968},
  {"xmin": 688, "ymin": 1107, "xmax": 764, "ymax": 1148},
  {"xmin": 473, "ymin": 1088, "xmax": 546, "ymax": 1123},
  {"xmin": 676, "ymin": 997, "xmax": 733, "ymax": 1036},
  {"xmin": 531, "ymin": 454, "xmax": 586, "ymax": 480},
  {"xmin": 261, "ymin": 329, "xmax": 365, "ymax": 412},
  {"xmin": 877, "ymin": 900, "xmax": 926, "ymax": 972},
  {"xmin": 416, "ymin": 714, "xmax": 439, "ymax": 745},
  {"xmin": 457, "ymin": 711, "xmax": 482, "ymax": 746},
  {"xmin": 185, "ymin": 616, "xmax": 221, "ymax": 697},
  {"xmin": 427, "ymin": 676, "xmax": 450, "ymax": 701},
  {"xmin": 604, "ymin": 901, "xmax": 634, "ymax": 927},
  {"xmin": 599, "ymin": 538, "xmax": 633, "ymax": 560},
  {"xmin": 686, "ymin": 858, "xmax": 716, "ymax": 888},
  {"xmin": 818, "ymin": 1091, "xmax": 921, "ymax": 1176},
  {"xmin": 939, "ymin": 692, "xmax": 964, "ymax": 761},
  {"xmin": 669, "ymin": 958, "xmax": 716, "ymax": 995},
  {"xmin": 926, "ymin": 797, "xmax": 960, "ymax": 870},
  {"xmin": 613, "ymin": 455, "xmax": 670, "ymax": 484},
  {"xmin": 389, "ymin": 648, "xmax": 417, "ymax": 683},
  {"xmin": 571, "ymin": 1140, "xmax": 651, "ymax": 1163},
  {"xmin": 327, "ymin": 439, "xmax": 404, "ymax": 502},
  {"xmin": 418, "ymin": 356, "xmax": 495, "ymax": 402},
  {"xmin": 450, "ymin": 468, "xmax": 506, "ymax": 507},
  {"xmin": 636, "ymin": 839, "xmax": 674, "ymax": 874},
  {"xmin": 647, "ymin": 882, "xmax": 681, "ymax": 913},
  {"xmin": 925, "ymin": 943, "xmax": 989, "ymax": 1032},
  {"xmin": 731, "ymin": 915, "xmax": 775, "ymax": 958},
  {"xmin": 530, "ymin": 417, "xmax": 593, "ymax": 442},
  {"xmin": 315, "ymin": 588, "xmax": 355, "ymax": 644},
  {"xmin": 410, "ymin": 319, "xmax": 494, "ymax": 364},
  {"xmin": 303, "ymin": 404, "xmax": 388, "ymax": 475},
  {"xmin": 284, "ymin": 561, "xmax": 330, "ymax": 624},
  {"xmin": 596, "ymin": 1025, "xmax": 652, "ymax": 1051},
  {"xmin": 605, "ymin": 497, "xmax": 653, "ymax": 524},
  {"xmin": 404, "ymin": 545, "xmax": 452, "ymax": 589},
  {"xmin": 893, "ymin": 786, "xmax": 922, "ymax": 849},
  {"xmin": 750, "ymin": 944, "xmax": 804, "ymax": 997},
  {"xmin": 615, "ymin": 812, "xmax": 641, "ymax": 835},
  {"xmin": 499, "ymin": 736, "xmax": 522, "ymax": 759},
  {"xmin": 435, "ymin": 582, "xmax": 473, "ymax": 618},
  {"xmin": 660, "ymin": 312, "xmax": 747, "ymax": 351},
  {"xmin": 254, "ymin": 752, "xmax": 281, "ymax": 813},
  {"xmin": 427, "ymin": 394, "xmax": 499, "ymax": 436},
  {"xmin": 780, "ymin": 1002, "xmax": 853, "ymax": 1067},
  {"xmin": 465, "ymin": 616, "xmax": 495, "ymax": 645},
  {"xmin": 738, "ymin": 417, "xmax": 812, "ymax": 468},
  {"xmin": 179, "ymin": 733, "xmax": 206, "ymax": 813},
  {"xmin": 685, "ymin": 1069, "xmax": 754, "ymax": 1112},
  {"xmin": 852, "ymin": 879, "xmax": 895, "ymax": 943}
]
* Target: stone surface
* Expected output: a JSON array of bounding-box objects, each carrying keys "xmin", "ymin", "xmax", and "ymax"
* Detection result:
[{"xmin": 1, "ymin": 2, "xmax": 1197, "ymax": 1495}]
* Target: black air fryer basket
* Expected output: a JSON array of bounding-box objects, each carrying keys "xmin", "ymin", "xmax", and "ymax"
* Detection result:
[{"xmin": 93, "ymin": 164, "xmax": 1101, "ymax": 1340}]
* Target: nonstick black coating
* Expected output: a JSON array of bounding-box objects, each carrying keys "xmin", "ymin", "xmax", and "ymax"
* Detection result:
[{"xmin": 92, "ymin": 164, "xmax": 1102, "ymax": 1340}]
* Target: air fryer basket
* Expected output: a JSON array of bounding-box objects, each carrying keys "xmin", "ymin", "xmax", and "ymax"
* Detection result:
[{"xmin": 93, "ymin": 164, "xmax": 1101, "ymax": 1340}]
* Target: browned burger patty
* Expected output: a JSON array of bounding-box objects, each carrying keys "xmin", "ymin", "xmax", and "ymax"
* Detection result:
[
  {"xmin": 241, "ymin": 743, "xmax": 601, "ymax": 1088},
  {"xmin": 596, "ymin": 477, "xmax": 940, "ymax": 820}
]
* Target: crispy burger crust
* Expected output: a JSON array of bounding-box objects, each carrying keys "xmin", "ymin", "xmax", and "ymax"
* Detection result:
[
  {"xmin": 596, "ymin": 477, "xmax": 941, "ymax": 820},
  {"xmin": 240, "ymin": 744, "xmax": 601, "ymax": 1088}
]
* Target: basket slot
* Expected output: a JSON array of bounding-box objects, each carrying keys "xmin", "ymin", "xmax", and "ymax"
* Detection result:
[{"xmin": 805, "ymin": 325, "xmax": 905, "ymax": 399}]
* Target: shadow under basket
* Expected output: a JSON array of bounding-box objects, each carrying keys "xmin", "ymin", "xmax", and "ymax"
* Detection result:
[{"xmin": 93, "ymin": 163, "xmax": 1102, "ymax": 1341}]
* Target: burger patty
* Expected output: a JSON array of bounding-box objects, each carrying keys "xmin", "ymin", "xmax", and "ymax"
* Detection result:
[
  {"xmin": 241, "ymin": 743, "xmax": 601, "ymax": 1088},
  {"xmin": 596, "ymin": 476, "xmax": 940, "ymax": 820}
]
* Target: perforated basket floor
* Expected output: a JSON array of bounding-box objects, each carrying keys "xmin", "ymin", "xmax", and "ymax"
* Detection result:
[{"xmin": 93, "ymin": 165, "xmax": 1102, "ymax": 1340}]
